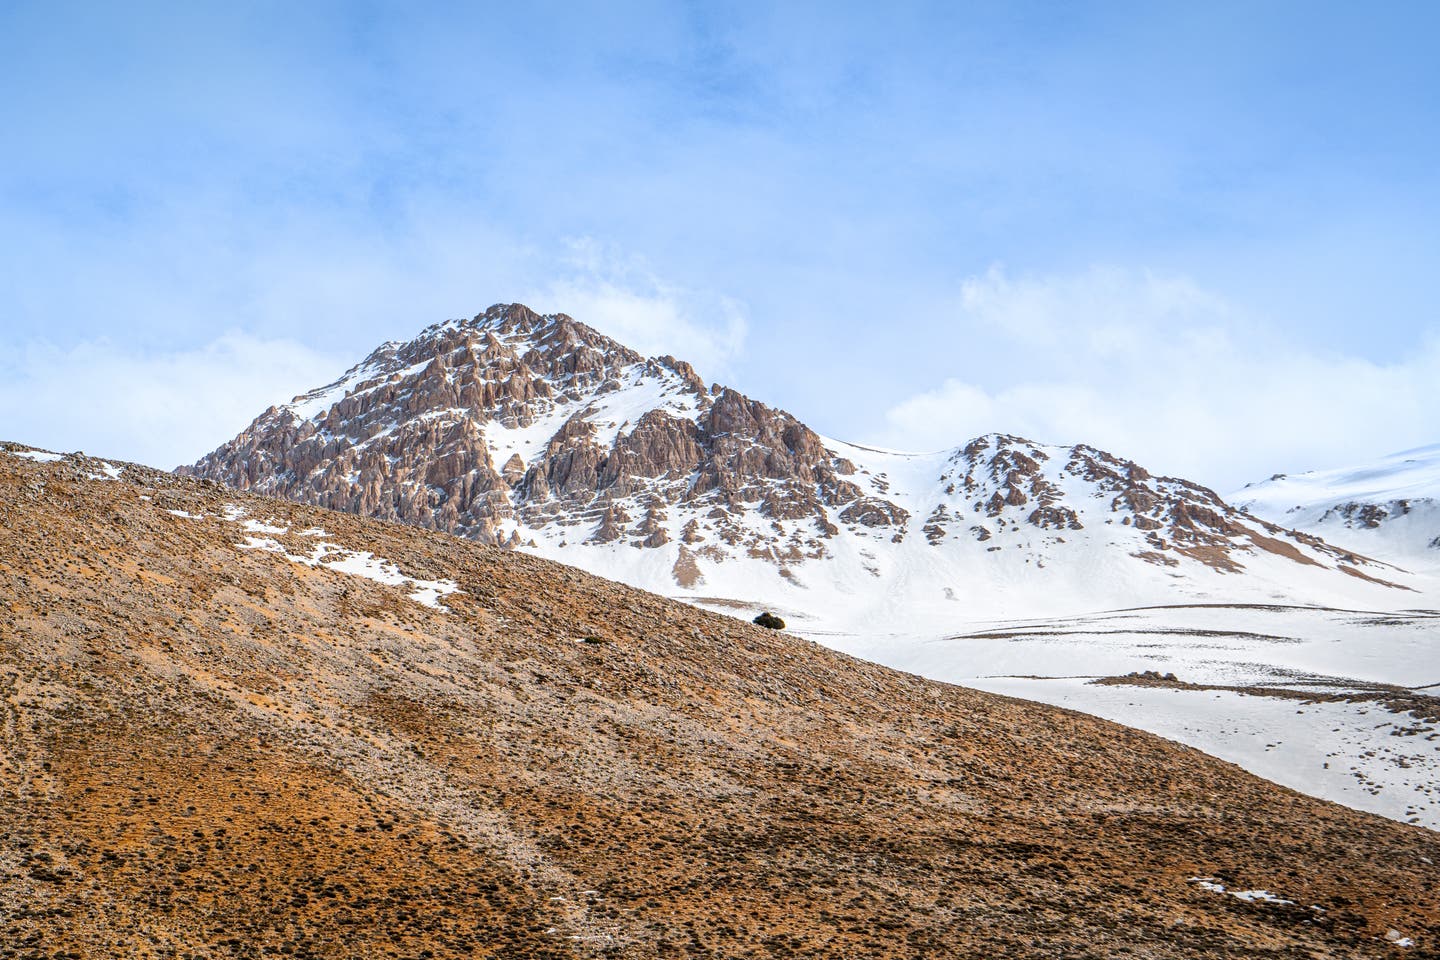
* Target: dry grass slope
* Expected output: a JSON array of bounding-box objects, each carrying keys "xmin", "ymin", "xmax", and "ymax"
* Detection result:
[{"xmin": 1, "ymin": 445, "xmax": 1437, "ymax": 958}]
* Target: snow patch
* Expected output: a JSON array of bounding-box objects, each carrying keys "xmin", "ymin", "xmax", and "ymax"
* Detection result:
[
  {"xmin": 1189, "ymin": 878, "xmax": 1297, "ymax": 907},
  {"xmin": 319, "ymin": 548, "xmax": 460, "ymax": 609},
  {"xmin": 8, "ymin": 449, "xmax": 64, "ymax": 463},
  {"xmin": 236, "ymin": 535, "xmax": 461, "ymax": 610},
  {"xmin": 241, "ymin": 518, "xmax": 289, "ymax": 535}
]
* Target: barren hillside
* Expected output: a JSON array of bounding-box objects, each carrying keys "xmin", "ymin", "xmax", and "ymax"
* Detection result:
[{"xmin": 3, "ymin": 444, "xmax": 1437, "ymax": 958}]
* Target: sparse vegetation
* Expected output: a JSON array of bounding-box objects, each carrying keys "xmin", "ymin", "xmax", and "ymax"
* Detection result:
[{"xmin": 2, "ymin": 452, "xmax": 1438, "ymax": 958}]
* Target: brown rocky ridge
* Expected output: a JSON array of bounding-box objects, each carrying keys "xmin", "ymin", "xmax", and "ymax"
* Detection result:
[{"xmin": 3, "ymin": 443, "xmax": 1438, "ymax": 958}]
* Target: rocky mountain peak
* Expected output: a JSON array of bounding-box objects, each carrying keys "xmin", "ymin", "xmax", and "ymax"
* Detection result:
[{"xmin": 183, "ymin": 303, "xmax": 890, "ymax": 563}]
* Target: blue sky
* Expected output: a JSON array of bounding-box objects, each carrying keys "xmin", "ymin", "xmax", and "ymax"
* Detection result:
[{"xmin": 3, "ymin": 1, "xmax": 1438, "ymax": 487}]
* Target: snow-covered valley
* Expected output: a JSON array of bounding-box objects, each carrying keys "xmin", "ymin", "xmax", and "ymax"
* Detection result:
[{"xmin": 798, "ymin": 602, "xmax": 1440, "ymax": 830}]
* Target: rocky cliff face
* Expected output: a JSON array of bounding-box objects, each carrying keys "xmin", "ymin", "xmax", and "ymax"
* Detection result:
[{"xmin": 185, "ymin": 304, "xmax": 1422, "ymax": 625}]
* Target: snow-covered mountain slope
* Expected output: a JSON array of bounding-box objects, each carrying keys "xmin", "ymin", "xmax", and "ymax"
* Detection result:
[
  {"xmin": 1233, "ymin": 445, "xmax": 1440, "ymax": 572},
  {"xmin": 185, "ymin": 303, "xmax": 1427, "ymax": 634}
]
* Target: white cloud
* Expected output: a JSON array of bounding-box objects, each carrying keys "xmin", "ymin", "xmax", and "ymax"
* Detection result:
[
  {"xmin": 525, "ymin": 238, "xmax": 748, "ymax": 380},
  {"xmin": 0, "ymin": 333, "xmax": 347, "ymax": 469},
  {"xmin": 0, "ymin": 234, "xmax": 752, "ymax": 472},
  {"xmin": 882, "ymin": 266, "xmax": 1440, "ymax": 490}
]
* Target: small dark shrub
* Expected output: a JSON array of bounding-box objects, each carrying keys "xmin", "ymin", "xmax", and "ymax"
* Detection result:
[{"xmin": 753, "ymin": 612, "xmax": 785, "ymax": 630}]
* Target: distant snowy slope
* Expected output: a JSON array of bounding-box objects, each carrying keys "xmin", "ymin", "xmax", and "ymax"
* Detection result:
[{"xmin": 1233, "ymin": 444, "xmax": 1440, "ymax": 571}]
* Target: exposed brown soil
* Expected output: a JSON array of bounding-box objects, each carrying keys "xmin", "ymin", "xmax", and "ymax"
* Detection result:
[
  {"xmin": 1338, "ymin": 564, "xmax": 1414, "ymax": 591},
  {"xmin": 2, "ymin": 448, "xmax": 1438, "ymax": 958}
]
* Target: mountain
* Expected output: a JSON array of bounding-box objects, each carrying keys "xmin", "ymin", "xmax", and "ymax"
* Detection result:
[
  {"xmin": 183, "ymin": 303, "xmax": 1423, "ymax": 635},
  {"xmin": 5, "ymin": 444, "xmax": 1439, "ymax": 957},
  {"xmin": 1233, "ymin": 444, "xmax": 1440, "ymax": 572}
]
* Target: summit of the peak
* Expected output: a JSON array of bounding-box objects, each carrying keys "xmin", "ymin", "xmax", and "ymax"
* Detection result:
[
  {"xmin": 397, "ymin": 303, "xmax": 644, "ymax": 364},
  {"xmin": 408, "ymin": 302, "xmax": 546, "ymax": 340},
  {"xmin": 468, "ymin": 302, "xmax": 550, "ymax": 330}
]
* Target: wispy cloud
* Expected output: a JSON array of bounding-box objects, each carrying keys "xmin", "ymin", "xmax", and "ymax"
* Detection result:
[
  {"xmin": 0, "ymin": 221, "xmax": 753, "ymax": 470},
  {"xmin": 880, "ymin": 266, "xmax": 1440, "ymax": 489},
  {"xmin": 526, "ymin": 238, "xmax": 749, "ymax": 381},
  {"xmin": 0, "ymin": 333, "xmax": 347, "ymax": 469}
]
